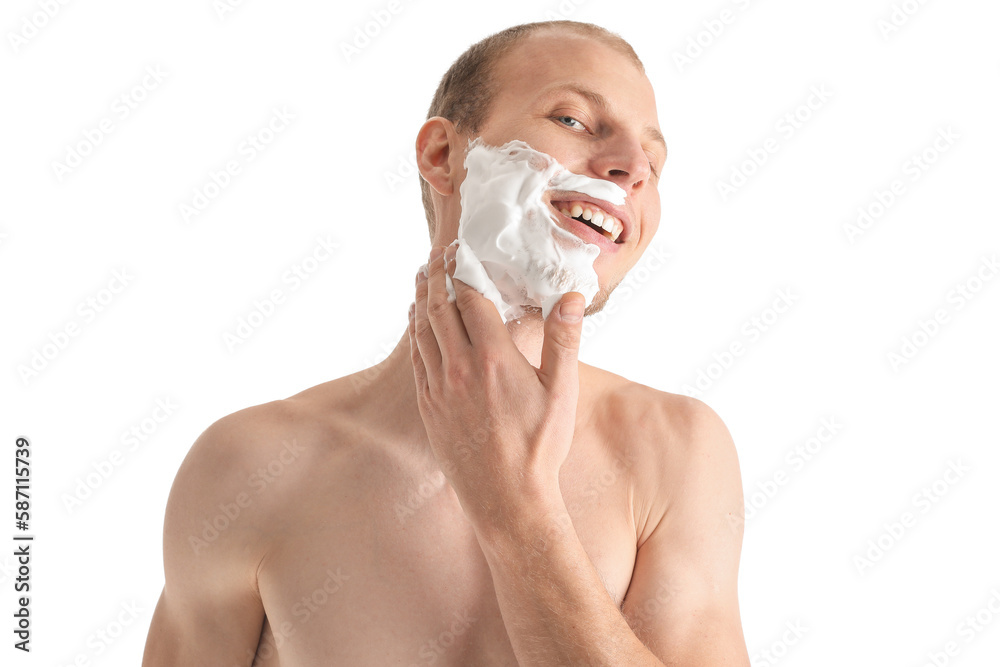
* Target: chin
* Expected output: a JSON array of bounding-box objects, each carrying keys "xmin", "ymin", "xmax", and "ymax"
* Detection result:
[
  {"xmin": 504, "ymin": 277, "xmax": 620, "ymax": 322},
  {"xmin": 584, "ymin": 296, "xmax": 608, "ymax": 318},
  {"xmin": 583, "ymin": 283, "xmax": 615, "ymax": 317}
]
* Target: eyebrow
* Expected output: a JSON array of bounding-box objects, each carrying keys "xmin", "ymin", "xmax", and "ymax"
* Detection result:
[{"xmin": 542, "ymin": 83, "xmax": 668, "ymax": 159}]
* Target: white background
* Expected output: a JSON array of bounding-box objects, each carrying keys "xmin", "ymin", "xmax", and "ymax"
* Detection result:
[{"xmin": 2, "ymin": 0, "xmax": 999, "ymax": 665}]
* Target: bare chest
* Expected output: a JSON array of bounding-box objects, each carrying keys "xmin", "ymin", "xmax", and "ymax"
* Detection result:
[{"xmin": 251, "ymin": 437, "xmax": 639, "ymax": 666}]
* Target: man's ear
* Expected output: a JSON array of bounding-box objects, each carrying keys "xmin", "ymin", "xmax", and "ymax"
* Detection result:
[{"xmin": 416, "ymin": 117, "xmax": 463, "ymax": 197}]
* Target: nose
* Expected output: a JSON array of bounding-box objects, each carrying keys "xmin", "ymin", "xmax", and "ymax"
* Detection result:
[{"xmin": 590, "ymin": 133, "xmax": 653, "ymax": 194}]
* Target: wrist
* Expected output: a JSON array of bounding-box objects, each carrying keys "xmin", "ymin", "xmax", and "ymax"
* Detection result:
[{"xmin": 470, "ymin": 481, "xmax": 570, "ymax": 555}]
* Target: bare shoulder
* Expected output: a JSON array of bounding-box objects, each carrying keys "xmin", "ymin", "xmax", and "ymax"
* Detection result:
[
  {"xmin": 580, "ymin": 363, "xmax": 743, "ymax": 542},
  {"xmin": 581, "ymin": 362, "xmax": 735, "ymax": 456},
  {"xmin": 175, "ymin": 369, "xmax": 394, "ymax": 534},
  {"xmin": 146, "ymin": 395, "xmax": 355, "ymax": 665},
  {"xmin": 583, "ymin": 368, "xmax": 749, "ymax": 663},
  {"xmin": 176, "ymin": 386, "xmax": 359, "ymax": 519},
  {"xmin": 167, "ymin": 399, "xmax": 317, "ymax": 558}
]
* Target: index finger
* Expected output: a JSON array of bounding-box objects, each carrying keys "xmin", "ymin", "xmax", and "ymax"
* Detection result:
[
  {"xmin": 447, "ymin": 244, "xmax": 517, "ymax": 352},
  {"xmin": 424, "ymin": 243, "xmax": 472, "ymax": 362}
]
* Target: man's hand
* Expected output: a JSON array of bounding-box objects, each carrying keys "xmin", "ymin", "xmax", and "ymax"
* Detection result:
[
  {"xmin": 407, "ymin": 244, "xmax": 748, "ymax": 667},
  {"xmin": 407, "ymin": 243, "xmax": 585, "ymax": 530}
]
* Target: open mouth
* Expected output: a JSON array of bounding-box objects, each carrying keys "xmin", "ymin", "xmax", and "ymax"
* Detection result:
[{"xmin": 551, "ymin": 199, "xmax": 625, "ymax": 243}]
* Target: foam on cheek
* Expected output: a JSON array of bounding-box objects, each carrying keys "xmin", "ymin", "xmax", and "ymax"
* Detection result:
[{"xmin": 437, "ymin": 138, "xmax": 627, "ymax": 323}]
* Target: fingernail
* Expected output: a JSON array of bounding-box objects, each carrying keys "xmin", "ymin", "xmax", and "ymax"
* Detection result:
[
  {"xmin": 430, "ymin": 246, "xmax": 444, "ymax": 262},
  {"xmin": 408, "ymin": 302, "xmax": 415, "ymax": 319},
  {"xmin": 416, "ymin": 268, "xmax": 427, "ymax": 284},
  {"xmin": 560, "ymin": 299, "xmax": 584, "ymax": 322}
]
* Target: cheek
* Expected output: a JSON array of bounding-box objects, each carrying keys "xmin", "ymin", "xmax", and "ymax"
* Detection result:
[
  {"xmin": 477, "ymin": 121, "xmax": 539, "ymax": 148},
  {"xmin": 481, "ymin": 126, "xmax": 573, "ymax": 163},
  {"xmin": 641, "ymin": 198, "xmax": 662, "ymax": 242}
]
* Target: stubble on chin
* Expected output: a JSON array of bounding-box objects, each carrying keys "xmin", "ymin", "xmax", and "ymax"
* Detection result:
[
  {"xmin": 498, "ymin": 274, "xmax": 623, "ymax": 323},
  {"xmin": 583, "ymin": 273, "xmax": 624, "ymax": 318}
]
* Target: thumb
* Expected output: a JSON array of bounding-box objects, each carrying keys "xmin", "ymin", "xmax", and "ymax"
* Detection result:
[{"xmin": 539, "ymin": 292, "xmax": 585, "ymax": 391}]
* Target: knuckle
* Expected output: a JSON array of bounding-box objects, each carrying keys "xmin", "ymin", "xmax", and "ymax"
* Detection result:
[
  {"xmin": 444, "ymin": 362, "xmax": 469, "ymax": 387},
  {"xmin": 415, "ymin": 279, "xmax": 428, "ymax": 298},
  {"xmin": 554, "ymin": 327, "xmax": 580, "ymax": 349},
  {"xmin": 456, "ymin": 286, "xmax": 481, "ymax": 311},
  {"xmin": 427, "ymin": 297, "xmax": 451, "ymax": 319},
  {"xmin": 414, "ymin": 319, "xmax": 434, "ymax": 338},
  {"xmin": 479, "ymin": 349, "xmax": 506, "ymax": 374}
]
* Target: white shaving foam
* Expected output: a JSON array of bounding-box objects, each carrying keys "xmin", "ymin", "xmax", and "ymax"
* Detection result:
[{"xmin": 427, "ymin": 138, "xmax": 627, "ymax": 323}]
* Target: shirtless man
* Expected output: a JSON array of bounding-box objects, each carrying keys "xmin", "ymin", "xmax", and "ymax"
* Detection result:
[{"xmin": 143, "ymin": 20, "xmax": 750, "ymax": 666}]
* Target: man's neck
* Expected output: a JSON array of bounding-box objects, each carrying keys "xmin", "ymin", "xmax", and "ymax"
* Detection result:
[
  {"xmin": 501, "ymin": 310, "xmax": 547, "ymax": 368},
  {"xmin": 364, "ymin": 309, "xmax": 548, "ymax": 447}
]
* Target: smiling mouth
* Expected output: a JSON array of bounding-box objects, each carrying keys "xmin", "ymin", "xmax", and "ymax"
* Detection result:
[{"xmin": 550, "ymin": 199, "xmax": 625, "ymax": 243}]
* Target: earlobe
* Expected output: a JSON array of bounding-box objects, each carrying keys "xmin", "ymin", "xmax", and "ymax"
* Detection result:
[{"xmin": 416, "ymin": 117, "xmax": 459, "ymax": 197}]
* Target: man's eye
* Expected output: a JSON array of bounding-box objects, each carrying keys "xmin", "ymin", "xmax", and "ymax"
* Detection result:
[{"xmin": 555, "ymin": 115, "xmax": 585, "ymax": 130}]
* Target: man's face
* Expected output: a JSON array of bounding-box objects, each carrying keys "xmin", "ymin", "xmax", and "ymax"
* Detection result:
[{"xmin": 462, "ymin": 30, "xmax": 666, "ymax": 315}]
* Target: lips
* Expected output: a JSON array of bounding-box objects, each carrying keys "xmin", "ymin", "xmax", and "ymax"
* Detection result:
[
  {"xmin": 548, "ymin": 192, "xmax": 631, "ymax": 248},
  {"xmin": 554, "ymin": 200, "xmax": 623, "ymax": 242}
]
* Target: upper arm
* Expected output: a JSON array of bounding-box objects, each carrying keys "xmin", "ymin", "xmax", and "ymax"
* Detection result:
[
  {"xmin": 143, "ymin": 408, "xmax": 279, "ymax": 667},
  {"xmin": 621, "ymin": 396, "xmax": 750, "ymax": 666}
]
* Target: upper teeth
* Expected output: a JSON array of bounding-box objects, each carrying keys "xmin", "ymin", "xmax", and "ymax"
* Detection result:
[{"xmin": 559, "ymin": 201, "xmax": 623, "ymax": 243}]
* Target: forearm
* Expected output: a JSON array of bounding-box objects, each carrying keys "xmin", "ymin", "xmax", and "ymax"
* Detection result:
[{"xmin": 472, "ymin": 486, "xmax": 664, "ymax": 667}]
